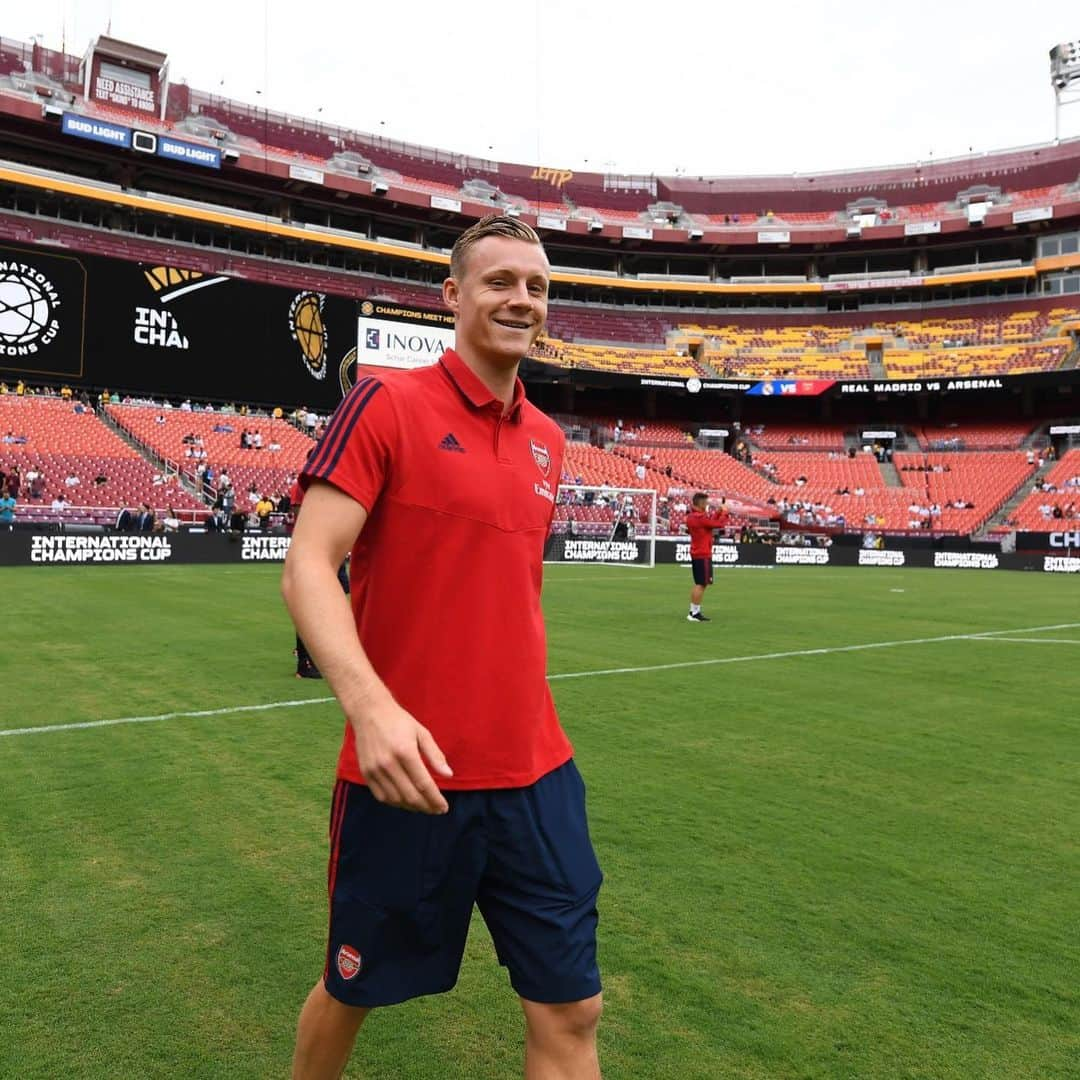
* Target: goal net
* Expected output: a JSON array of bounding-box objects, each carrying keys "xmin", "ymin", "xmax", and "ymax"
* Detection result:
[{"xmin": 545, "ymin": 485, "xmax": 657, "ymax": 568}]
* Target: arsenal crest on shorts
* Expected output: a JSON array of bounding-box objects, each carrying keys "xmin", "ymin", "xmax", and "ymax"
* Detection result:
[
  {"xmin": 530, "ymin": 439, "xmax": 550, "ymax": 478},
  {"xmin": 336, "ymin": 944, "xmax": 362, "ymax": 980}
]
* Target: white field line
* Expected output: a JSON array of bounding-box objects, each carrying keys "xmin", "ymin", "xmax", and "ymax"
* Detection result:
[
  {"xmin": 973, "ymin": 637, "xmax": 1080, "ymax": 645},
  {"xmin": 3, "ymin": 622, "xmax": 1078, "ymax": 740}
]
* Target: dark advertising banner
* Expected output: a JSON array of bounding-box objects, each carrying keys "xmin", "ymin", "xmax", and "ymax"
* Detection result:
[
  {"xmin": 0, "ymin": 242, "xmax": 356, "ymax": 411},
  {"xmin": 3, "ymin": 530, "xmax": 1078, "ymax": 572},
  {"xmin": 0, "ymin": 245, "xmax": 87, "ymax": 378},
  {"xmin": 522, "ymin": 359, "xmax": 1079, "ymax": 399},
  {"xmin": 1016, "ymin": 529, "xmax": 1080, "ymax": 553},
  {"xmin": 0, "ymin": 531, "xmax": 293, "ymax": 566}
]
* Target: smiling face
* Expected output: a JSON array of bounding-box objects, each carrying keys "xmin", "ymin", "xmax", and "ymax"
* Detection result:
[{"xmin": 443, "ymin": 234, "xmax": 550, "ymax": 371}]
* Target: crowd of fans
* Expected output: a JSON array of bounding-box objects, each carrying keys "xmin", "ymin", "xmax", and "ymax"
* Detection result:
[{"xmin": 0, "ymin": 380, "xmax": 328, "ymax": 531}]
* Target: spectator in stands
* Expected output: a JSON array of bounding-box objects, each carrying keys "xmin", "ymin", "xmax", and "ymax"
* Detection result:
[
  {"xmin": 16, "ymin": 380, "xmax": 25, "ymax": 396},
  {"xmin": 51, "ymin": 495, "xmax": 67, "ymax": 512},
  {"xmin": 253, "ymin": 430, "xmax": 264, "ymax": 450},
  {"xmin": 28, "ymin": 472, "xmax": 45, "ymax": 500},
  {"xmin": 60, "ymin": 385, "xmax": 72, "ymax": 401},
  {"xmin": 6, "ymin": 467, "xmax": 20, "ymax": 499},
  {"xmin": 155, "ymin": 414, "xmax": 166, "ymax": 425},
  {"xmin": 268, "ymin": 439, "xmax": 282, "ymax": 452},
  {"xmin": 256, "ymin": 494, "xmax": 274, "ymax": 527},
  {"xmin": 136, "ymin": 504, "xmax": 155, "ymax": 532},
  {"xmin": 206, "ymin": 507, "xmax": 227, "ymax": 531},
  {"xmin": 247, "ymin": 484, "xmax": 260, "ymax": 506},
  {"xmin": 2, "ymin": 431, "xmax": 27, "ymax": 444},
  {"xmin": 0, "ymin": 483, "xmax": 15, "ymax": 525},
  {"xmin": 94, "ymin": 471, "xmax": 108, "ymax": 486},
  {"xmin": 218, "ymin": 469, "xmax": 231, "ymax": 491},
  {"xmin": 163, "ymin": 506, "xmax": 181, "ymax": 533},
  {"xmin": 115, "ymin": 507, "xmax": 134, "ymax": 531},
  {"xmin": 180, "ymin": 399, "xmax": 192, "ymax": 412}
]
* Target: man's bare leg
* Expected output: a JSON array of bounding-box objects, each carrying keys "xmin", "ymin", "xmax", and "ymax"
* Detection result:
[
  {"xmin": 292, "ymin": 980, "xmax": 370, "ymax": 1080},
  {"xmin": 521, "ymin": 995, "xmax": 602, "ymax": 1080}
]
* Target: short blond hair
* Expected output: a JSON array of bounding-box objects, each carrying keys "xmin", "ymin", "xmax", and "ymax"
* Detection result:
[{"xmin": 449, "ymin": 214, "xmax": 544, "ymax": 280}]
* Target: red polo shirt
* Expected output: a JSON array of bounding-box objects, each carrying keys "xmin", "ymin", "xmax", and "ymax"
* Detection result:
[
  {"xmin": 686, "ymin": 509, "xmax": 729, "ymax": 559},
  {"xmin": 301, "ymin": 349, "xmax": 572, "ymax": 790}
]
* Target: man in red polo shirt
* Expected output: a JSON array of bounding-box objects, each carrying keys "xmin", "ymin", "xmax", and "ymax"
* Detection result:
[
  {"xmin": 685, "ymin": 491, "xmax": 729, "ymax": 622},
  {"xmin": 283, "ymin": 215, "xmax": 602, "ymax": 1079}
]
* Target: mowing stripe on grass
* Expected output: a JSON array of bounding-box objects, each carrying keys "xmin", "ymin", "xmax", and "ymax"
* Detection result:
[{"xmin": 4, "ymin": 621, "xmax": 1079, "ymax": 740}]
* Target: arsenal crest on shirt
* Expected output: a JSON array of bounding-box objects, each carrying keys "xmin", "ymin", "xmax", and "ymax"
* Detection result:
[{"xmin": 530, "ymin": 439, "xmax": 550, "ymax": 478}]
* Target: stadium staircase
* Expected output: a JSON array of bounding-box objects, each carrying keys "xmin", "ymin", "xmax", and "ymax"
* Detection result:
[
  {"xmin": 100, "ymin": 408, "xmax": 209, "ymax": 504},
  {"xmin": 979, "ymin": 458, "xmax": 1057, "ymax": 532},
  {"xmin": 866, "ymin": 347, "xmax": 887, "ymax": 380},
  {"xmin": 877, "ymin": 459, "xmax": 904, "ymax": 487}
]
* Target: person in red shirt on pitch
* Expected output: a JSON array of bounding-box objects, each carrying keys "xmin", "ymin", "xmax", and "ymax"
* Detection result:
[
  {"xmin": 283, "ymin": 215, "xmax": 602, "ymax": 1080},
  {"xmin": 685, "ymin": 492, "xmax": 729, "ymax": 622}
]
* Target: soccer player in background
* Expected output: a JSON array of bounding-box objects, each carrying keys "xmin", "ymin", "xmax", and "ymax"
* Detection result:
[
  {"xmin": 283, "ymin": 215, "xmax": 603, "ymax": 1080},
  {"xmin": 686, "ymin": 491, "xmax": 729, "ymax": 622}
]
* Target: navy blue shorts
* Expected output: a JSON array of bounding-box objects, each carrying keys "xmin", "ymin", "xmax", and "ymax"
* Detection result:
[
  {"xmin": 691, "ymin": 557, "xmax": 713, "ymax": 586},
  {"xmin": 323, "ymin": 759, "xmax": 603, "ymax": 1008}
]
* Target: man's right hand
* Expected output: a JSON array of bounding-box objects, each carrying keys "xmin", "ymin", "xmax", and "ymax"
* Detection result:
[{"xmin": 349, "ymin": 700, "xmax": 454, "ymax": 815}]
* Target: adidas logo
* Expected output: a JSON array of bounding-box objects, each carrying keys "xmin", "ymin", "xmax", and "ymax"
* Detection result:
[{"xmin": 438, "ymin": 432, "xmax": 466, "ymax": 453}]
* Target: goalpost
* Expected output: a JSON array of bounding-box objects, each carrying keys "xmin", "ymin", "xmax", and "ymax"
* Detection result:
[{"xmin": 546, "ymin": 485, "xmax": 658, "ymax": 568}]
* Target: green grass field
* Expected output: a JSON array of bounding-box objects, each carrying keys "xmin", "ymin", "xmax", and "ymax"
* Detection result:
[{"xmin": 2, "ymin": 563, "xmax": 1079, "ymax": 1079}]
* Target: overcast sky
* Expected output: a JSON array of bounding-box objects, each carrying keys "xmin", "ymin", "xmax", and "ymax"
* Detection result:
[{"xmin": 8, "ymin": 1, "xmax": 1080, "ymax": 177}]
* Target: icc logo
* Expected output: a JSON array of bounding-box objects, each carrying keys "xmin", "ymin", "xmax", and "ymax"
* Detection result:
[
  {"xmin": 0, "ymin": 263, "xmax": 61, "ymax": 357},
  {"xmin": 290, "ymin": 291, "xmax": 328, "ymax": 381}
]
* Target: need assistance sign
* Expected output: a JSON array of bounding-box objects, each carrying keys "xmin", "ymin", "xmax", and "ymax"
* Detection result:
[{"xmin": 356, "ymin": 300, "xmax": 455, "ymax": 370}]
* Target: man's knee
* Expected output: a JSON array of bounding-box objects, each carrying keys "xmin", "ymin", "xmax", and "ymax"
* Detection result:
[
  {"xmin": 302, "ymin": 979, "xmax": 370, "ymax": 1033},
  {"xmin": 523, "ymin": 993, "xmax": 603, "ymax": 1042}
]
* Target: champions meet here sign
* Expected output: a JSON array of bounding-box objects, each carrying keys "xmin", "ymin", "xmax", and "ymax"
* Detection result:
[{"xmin": 356, "ymin": 300, "xmax": 455, "ymax": 370}]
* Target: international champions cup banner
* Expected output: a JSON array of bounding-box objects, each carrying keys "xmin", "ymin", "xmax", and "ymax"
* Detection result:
[
  {"xmin": 0, "ymin": 241, "xmax": 357, "ymax": 411},
  {"xmin": 356, "ymin": 300, "xmax": 455, "ymax": 371}
]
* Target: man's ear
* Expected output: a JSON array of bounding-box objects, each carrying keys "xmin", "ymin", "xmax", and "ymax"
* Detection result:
[{"xmin": 443, "ymin": 276, "xmax": 459, "ymax": 314}]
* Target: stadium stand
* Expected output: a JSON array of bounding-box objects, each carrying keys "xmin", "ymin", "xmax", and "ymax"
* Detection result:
[
  {"xmin": 914, "ymin": 422, "xmax": 1035, "ymax": 450},
  {"xmin": 0, "ymin": 396, "xmax": 205, "ymax": 524},
  {"xmin": 107, "ymin": 405, "xmax": 313, "ymax": 502},
  {"xmin": 743, "ymin": 425, "xmax": 848, "ymax": 450},
  {"xmin": 1007, "ymin": 449, "xmax": 1080, "ymax": 530}
]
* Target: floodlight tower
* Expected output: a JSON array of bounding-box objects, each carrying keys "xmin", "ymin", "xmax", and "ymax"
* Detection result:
[{"xmin": 1050, "ymin": 40, "xmax": 1080, "ymax": 140}]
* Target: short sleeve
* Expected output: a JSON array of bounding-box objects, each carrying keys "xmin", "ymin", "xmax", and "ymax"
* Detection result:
[{"xmin": 300, "ymin": 377, "xmax": 396, "ymax": 513}]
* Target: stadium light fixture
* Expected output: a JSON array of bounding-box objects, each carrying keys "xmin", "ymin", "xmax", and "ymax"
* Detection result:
[{"xmin": 1049, "ymin": 40, "xmax": 1080, "ymax": 140}]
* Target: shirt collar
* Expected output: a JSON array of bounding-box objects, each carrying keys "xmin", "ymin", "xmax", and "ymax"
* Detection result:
[{"xmin": 439, "ymin": 348, "xmax": 525, "ymax": 423}]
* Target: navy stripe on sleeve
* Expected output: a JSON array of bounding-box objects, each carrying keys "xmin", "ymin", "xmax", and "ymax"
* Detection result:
[{"xmin": 305, "ymin": 377, "xmax": 382, "ymax": 478}]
